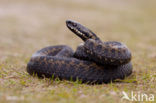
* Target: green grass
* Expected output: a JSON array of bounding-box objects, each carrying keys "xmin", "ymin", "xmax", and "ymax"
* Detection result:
[{"xmin": 0, "ymin": 0, "xmax": 156, "ymax": 103}]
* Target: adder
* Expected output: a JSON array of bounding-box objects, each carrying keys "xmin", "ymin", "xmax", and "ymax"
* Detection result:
[{"xmin": 27, "ymin": 20, "xmax": 133, "ymax": 84}]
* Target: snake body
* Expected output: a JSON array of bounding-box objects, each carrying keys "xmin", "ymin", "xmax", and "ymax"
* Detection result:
[{"xmin": 27, "ymin": 20, "xmax": 133, "ymax": 84}]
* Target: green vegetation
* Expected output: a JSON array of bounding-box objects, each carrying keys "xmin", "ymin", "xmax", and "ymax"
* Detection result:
[{"xmin": 0, "ymin": 0, "xmax": 155, "ymax": 103}]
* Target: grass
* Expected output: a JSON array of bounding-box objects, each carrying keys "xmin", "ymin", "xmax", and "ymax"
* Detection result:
[{"xmin": 0, "ymin": 0, "xmax": 156, "ymax": 103}]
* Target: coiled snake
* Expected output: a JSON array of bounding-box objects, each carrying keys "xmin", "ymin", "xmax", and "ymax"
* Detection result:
[{"xmin": 27, "ymin": 20, "xmax": 133, "ymax": 84}]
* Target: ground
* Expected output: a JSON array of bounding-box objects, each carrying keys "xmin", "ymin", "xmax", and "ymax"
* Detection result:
[{"xmin": 0, "ymin": 0, "xmax": 156, "ymax": 103}]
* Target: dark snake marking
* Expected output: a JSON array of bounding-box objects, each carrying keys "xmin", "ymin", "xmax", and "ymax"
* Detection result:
[{"xmin": 27, "ymin": 20, "xmax": 133, "ymax": 84}]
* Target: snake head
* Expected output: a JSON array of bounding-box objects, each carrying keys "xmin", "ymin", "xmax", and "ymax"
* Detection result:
[{"xmin": 66, "ymin": 20, "xmax": 100, "ymax": 41}]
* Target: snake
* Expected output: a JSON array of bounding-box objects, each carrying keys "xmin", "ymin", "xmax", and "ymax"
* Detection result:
[{"xmin": 27, "ymin": 20, "xmax": 133, "ymax": 84}]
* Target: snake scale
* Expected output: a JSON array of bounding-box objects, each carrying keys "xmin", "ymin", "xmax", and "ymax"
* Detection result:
[{"xmin": 27, "ymin": 20, "xmax": 133, "ymax": 84}]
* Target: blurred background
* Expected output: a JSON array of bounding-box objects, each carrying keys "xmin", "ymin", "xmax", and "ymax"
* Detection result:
[
  {"xmin": 0, "ymin": 0, "xmax": 156, "ymax": 103},
  {"xmin": 0, "ymin": 0, "xmax": 156, "ymax": 53},
  {"xmin": 0, "ymin": 0, "xmax": 156, "ymax": 54}
]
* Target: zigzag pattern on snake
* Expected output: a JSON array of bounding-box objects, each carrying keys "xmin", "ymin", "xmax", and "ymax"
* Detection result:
[{"xmin": 27, "ymin": 20, "xmax": 133, "ymax": 84}]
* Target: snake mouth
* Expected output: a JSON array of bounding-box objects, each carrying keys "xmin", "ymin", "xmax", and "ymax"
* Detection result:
[{"xmin": 66, "ymin": 20, "xmax": 99, "ymax": 41}]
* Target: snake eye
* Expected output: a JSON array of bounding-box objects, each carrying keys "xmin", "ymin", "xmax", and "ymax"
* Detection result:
[{"xmin": 72, "ymin": 23, "xmax": 77, "ymax": 27}]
